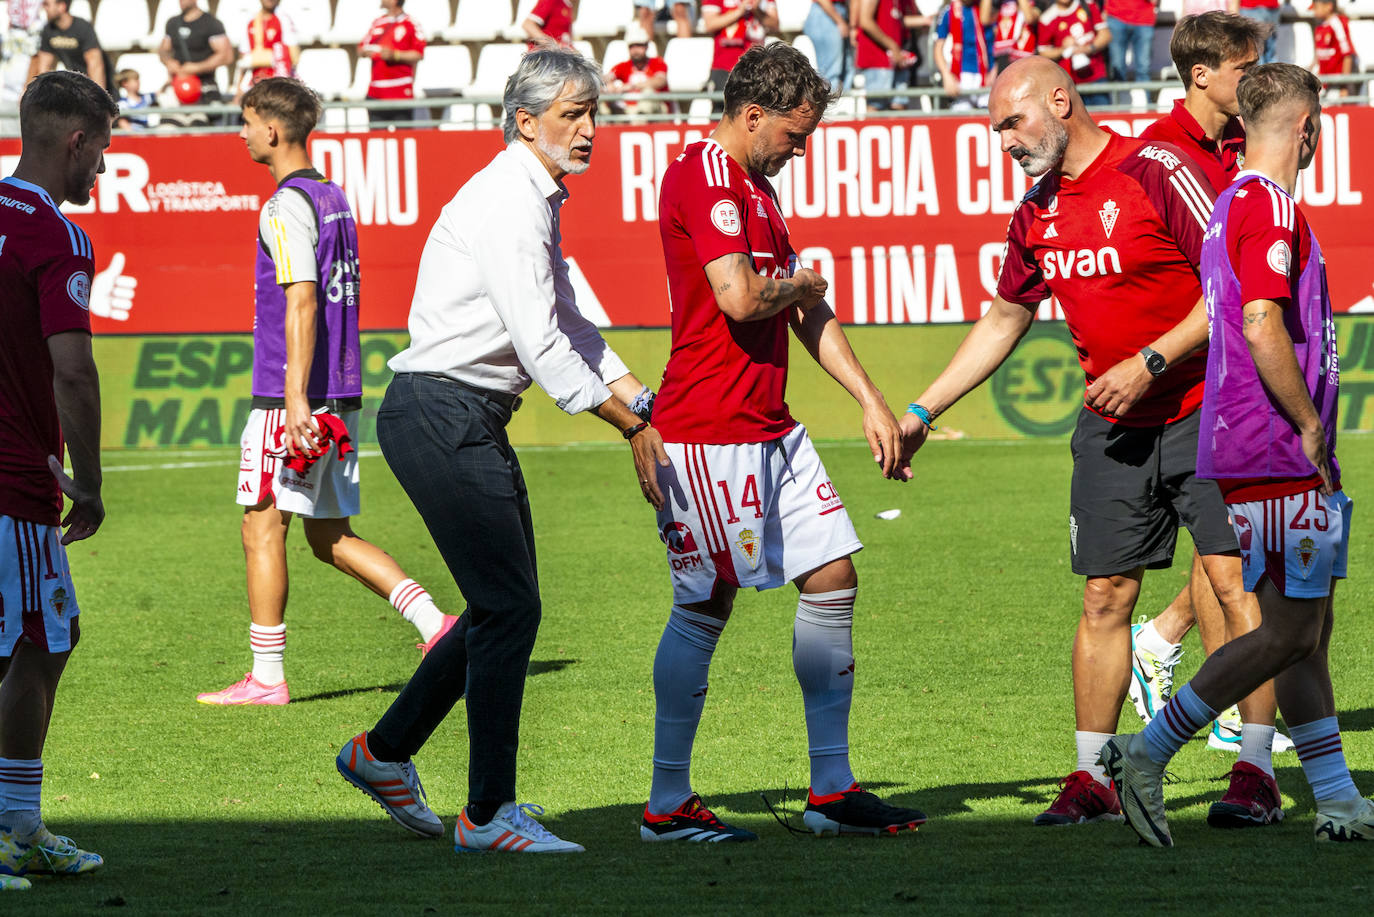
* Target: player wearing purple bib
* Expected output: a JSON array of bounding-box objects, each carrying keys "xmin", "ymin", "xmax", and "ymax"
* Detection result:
[
  {"xmin": 1100, "ymin": 64, "xmax": 1373, "ymax": 847},
  {"xmin": 197, "ymin": 78, "xmax": 455, "ymax": 712}
]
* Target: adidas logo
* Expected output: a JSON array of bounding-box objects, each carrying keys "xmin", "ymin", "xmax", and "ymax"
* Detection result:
[{"xmin": 1044, "ymin": 223, "xmax": 1059, "ymax": 239}]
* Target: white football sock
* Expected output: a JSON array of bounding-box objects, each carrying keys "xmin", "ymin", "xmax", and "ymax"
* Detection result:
[
  {"xmin": 389, "ymin": 578, "xmax": 446, "ymax": 642},
  {"xmin": 793, "ymin": 589, "xmax": 858, "ymax": 796},
  {"xmin": 0, "ymin": 757, "xmax": 43, "ymax": 835},
  {"xmin": 1075, "ymin": 731, "xmax": 1114, "ymax": 786},
  {"xmin": 1135, "ymin": 619, "xmax": 1182, "ymax": 660},
  {"xmin": 249, "ymin": 622, "xmax": 287, "ymax": 685},
  {"xmin": 1291, "ymin": 716, "xmax": 1362, "ymax": 803},
  {"xmin": 1238, "ymin": 723, "xmax": 1276, "ymax": 777},
  {"xmin": 648, "ymin": 605, "xmax": 724, "ymax": 815}
]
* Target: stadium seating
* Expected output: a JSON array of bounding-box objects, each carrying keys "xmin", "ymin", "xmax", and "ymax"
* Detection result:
[
  {"xmin": 321, "ymin": 105, "xmax": 369, "ymax": 130},
  {"xmin": 662, "ymin": 36, "xmax": 713, "ymax": 91},
  {"xmin": 146, "ymin": 0, "xmax": 184, "ymax": 49},
  {"xmin": 1155, "ymin": 85, "xmax": 1186, "ymax": 112},
  {"xmin": 792, "ymin": 32, "xmax": 818, "ymax": 69},
  {"xmin": 1344, "ymin": 0, "xmax": 1374, "ymax": 18},
  {"xmin": 405, "ymin": 0, "xmax": 455, "ymax": 39},
  {"xmin": 602, "ymin": 37, "xmax": 658, "ymax": 73},
  {"xmin": 438, "ymin": 102, "xmax": 499, "ymax": 130},
  {"xmin": 113, "ymin": 51, "xmax": 168, "ymax": 92},
  {"xmin": 282, "ymin": 0, "xmax": 334, "ymax": 44},
  {"xmin": 216, "ymin": 0, "xmax": 257, "ymax": 48},
  {"xmin": 71, "ymin": 0, "xmax": 92, "ymax": 20},
  {"xmin": 469, "ymin": 42, "xmax": 527, "ymax": 97},
  {"xmin": 1285, "ymin": 21, "xmax": 1316, "ymax": 70},
  {"xmin": 414, "ymin": 43, "xmax": 472, "ymax": 96},
  {"xmin": 325, "ymin": 0, "xmax": 380, "ymax": 45},
  {"xmin": 295, "ymin": 46, "xmax": 353, "ymax": 98},
  {"xmin": 94, "ymin": 0, "xmax": 153, "ymax": 52},
  {"xmin": 448, "ymin": 0, "xmax": 515, "ymax": 42},
  {"xmin": 575, "ymin": 0, "xmax": 635, "ymax": 38},
  {"xmin": 347, "ymin": 55, "xmax": 370, "ymax": 99},
  {"xmin": 1350, "ymin": 19, "xmax": 1374, "ymax": 70}
]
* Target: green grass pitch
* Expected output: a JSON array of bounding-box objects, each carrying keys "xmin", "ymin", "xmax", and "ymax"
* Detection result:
[{"xmin": 9, "ymin": 435, "xmax": 1373, "ymax": 914}]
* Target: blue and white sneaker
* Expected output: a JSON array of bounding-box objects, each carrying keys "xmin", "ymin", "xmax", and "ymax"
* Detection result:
[
  {"xmin": 1128, "ymin": 621, "xmax": 1181, "ymax": 724},
  {"xmin": 1314, "ymin": 796, "xmax": 1374, "ymax": 842},
  {"xmin": 1206, "ymin": 706, "xmax": 1296, "ymax": 753},
  {"xmin": 0, "ymin": 823, "xmax": 102, "ymax": 877}
]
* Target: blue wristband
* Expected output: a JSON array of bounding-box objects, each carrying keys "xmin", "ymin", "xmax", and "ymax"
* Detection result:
[{"xmin": 907, "ymin": 403, "xmax": 939, "ymax": 431}]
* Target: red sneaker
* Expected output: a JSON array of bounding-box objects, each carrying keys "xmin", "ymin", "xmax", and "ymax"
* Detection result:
[
  {"xmin": 418, "ymin": 614, "xmax": 459, "ymax": 657},
  {"xmin": 1207, "ymin": 761, "xmax": 1284, "ymax": 828},
  {"xmin": 1033, "ymin": 770, "xmax": 1124, "ymax": 826}
]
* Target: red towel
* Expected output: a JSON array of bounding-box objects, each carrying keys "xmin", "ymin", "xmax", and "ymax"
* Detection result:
[{"xmin": 274, "ymin": 412, "xmax": 355, "ymax": 476}]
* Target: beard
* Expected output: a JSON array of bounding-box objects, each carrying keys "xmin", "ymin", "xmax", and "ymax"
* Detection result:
[
  {"xmin": 1009, "ymin": 116, "xmax": 1069, "ymax": 178},
  {"xmin": 536, "ymin": 133, "xmax": 592, "ymax": 175}
]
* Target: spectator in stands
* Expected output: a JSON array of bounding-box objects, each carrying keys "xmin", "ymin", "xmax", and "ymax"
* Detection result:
[
  {"xmin": 1229, "ymin": 0, "xmax": 1277, "ymax": 63},
  {"xmin": 1037, "ymin": 0, "xmax": 1111, "ymax": 105},
  {"xmin": 606, "ymin": 22, "xmax": 669, "ymax": 120},
  {"xmin": 804, "ymin": 1, "xmax": 853, "ymax": 91},
  {"xmin": 3, "ymin": 0, "xmax": 47, "ymax": 107},
  {"xmin": 1312, "ymin": 0, "xmax": 1356, "ymax": 96},
  {"xmin": 853, "ymin": 0, "xmax": 926, "ymax": 110},
  {"xmin": 994, "ymin": 0, "xmax": 1039, "ymax": 72},
  {"xmin": 159, "ymin": 0, "xmax": 234, "ymax": 106},
  {"xmin": 233, "ymin": 0, "xmax": 300, "ymax": 102},
  {"xmin": 933, "ymin": 0, "xmax": 995, "ymax": 110},
  {"xmin": 523, "ymin": 0, "xmax": 574, "ymax": 49},
  {"xmin": 636, "ymin": 0, "xmax": 696, "ymax": 40},
  {"xmin": 358, "ymin": 0, "xmax": 426, "ymax": 124},
  {"xmin": 35, "ymin": 0, "xmax": 109, "ymax": 91},
  {"xmin": 702, "ymin": 0, "xmax": 777, "ymax": 94},
  {"xmin": 1104, "ymin": 0, "xmax": 1156, "ymax": 103},
  {"xmin": 115, "ymin": 67, "xmax": 157, "ymax": 129}
]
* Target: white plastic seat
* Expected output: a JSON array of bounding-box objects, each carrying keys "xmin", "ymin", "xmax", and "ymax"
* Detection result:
[
  {"xmin": 404, "ymin": 0, "xmax": 454, "ymax": 38},
  {"xmin": 283, "ymin": 0, "xmax": 333, "ymax": 43},
  {"xmin": 321, "ymin": 105, "xmax": 369, "ymax": 131},
  {"xmin": 348, "ymin": 55, "xmax": 371, "ymax": 100},
  {"xmin": 1349, "ymin": 19, "xmax": 1374, "ymax": 71},
  {"xmin": 215, "ymin": 0, "xmax": 258, "ymax": 50},
  {"xmin": 295, "ymin": 47, "xmax": 353, "ymax": 99},
  {"xmin": 1289, "ymin": 21, "xmax": 1316, "ymax": 70},
  {"xmin": 113, "ymin": 52, "xmax": 169, "ymax": 92},
  {"xmin": 70, "ymin": 0, "xmax": 92, "ymax": 21},
  {"xmin": 575, "ymin": 0, "xmax": 634, "ymax": 37},
  {"xmin": 572, "ymin": 38, "xmax": 595, "ymax": 61},
  {"xmin": 774, "ymin": 0, "xmax": 810, "ymax": 32},
  {"xmin": 95, "ymin": 0, "xmax": 153, "ymax": 52},
  {"xmin": 414, "ymin": 43, "xmax": 472, "ymax": 97},
  {"xmin": 439, "ymin": 102, "xmax": 498, "ymax": 129},
  {"xmin": 792, "ymin": 33, "xmax": 817, "ymax": 68},
  {"xmin": 469, "ymin": 42, "xmax": 527, "ymax": 97},
  {"xmin": 448, "ymin": 0, "xmax": 515, "ymax": 41},
  {"xmin": 325, "ymin": 0, "xmax": 382, "ymax": 45},
  {"xmin": 687, "ymin": 95, "xmax": 713, "ymax": 124},
  {"xmin": 662, "ymin": 35, "xmax": 713, "ymax": 91},
  {"xmin": 1155, "ymin": 85, "xmax": 1186, "ymax": 112}
]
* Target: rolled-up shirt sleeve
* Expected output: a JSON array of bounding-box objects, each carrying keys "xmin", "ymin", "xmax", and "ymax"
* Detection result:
[{"xmin": 471, "ymin": 191, "xmax": 612, "ymax": 415}]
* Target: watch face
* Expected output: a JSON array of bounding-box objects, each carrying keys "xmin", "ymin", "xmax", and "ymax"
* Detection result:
[{"xmin": 1146, "ymin": 352, "xmax": 1167, "ymax": 375}]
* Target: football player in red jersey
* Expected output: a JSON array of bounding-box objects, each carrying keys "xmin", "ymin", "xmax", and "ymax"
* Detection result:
[
  {"xmin": 641, "ymin": 43, "xmax": 922, "ymax": 843},
  {"xmin": 1128, "ymin": 13, "xmax": 1295, "ymax": 790},
  {"xmin": 897, "ymin": 56, "xmax": 1257, "ymax": 829},
  {"xmin": 0, "ymin": 71, "xmax": 115, "ymax": 888}
]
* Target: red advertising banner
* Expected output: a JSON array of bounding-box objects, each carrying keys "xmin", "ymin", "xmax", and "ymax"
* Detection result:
[{"xmin": 3, "ymin": 108, "xmax": 1371, "ymax": 334}]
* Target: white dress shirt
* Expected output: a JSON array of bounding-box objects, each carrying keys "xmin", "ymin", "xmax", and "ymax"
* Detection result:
[{"xmin": 389, "ymin": 141, "xmax": 629, "ymax": 416}]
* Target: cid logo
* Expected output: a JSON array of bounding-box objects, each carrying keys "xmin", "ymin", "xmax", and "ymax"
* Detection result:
[{"xmin": 990, "ymin": 322, "xmax": 1083, "ymax": 437}]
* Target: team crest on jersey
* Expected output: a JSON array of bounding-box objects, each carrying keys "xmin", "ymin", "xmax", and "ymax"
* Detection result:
[
  {"xmin": 1267, "ymin": 240, "xmax": 1291, "ymax": 278},
  {"xmin": 711, "ymin": 200, "xmax": 741, "ymax": 236},
  {"xmin": 1295, "ymin": 536, "xmax": 1318, "ymax": 577},
  {"xmin": 1232, "ymin": 514, "xmax": 1253, "ymax": 552},
  {"xmin": 66, "ymin": 271, "xmax": 90, "ymax": 310},
  {"xmin": 661, "ymin": 521, "xmax": 699, "ymax": 555},
  {"xmin": 735, "ymin": 528, "xmax": 761, "ymax": 569},
  {"xmin": 50, "ymin": 586, "xmax": 69, "ymax": 618},
  {"xmin": 1098, "ymin": 200, "xmax": 1119, "ymax": 238}
]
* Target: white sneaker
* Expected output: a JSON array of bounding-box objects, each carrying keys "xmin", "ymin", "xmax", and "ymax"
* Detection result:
[
  {"xmin": 1314, "ymin": 796, "xmax": 1374, "ymax": 842},
  {"xmin": 454, "ymin": 802, "xmax": 584, "ymax": 853},
  {"xmin": 335, "ymin": 732, "xmax": 444, "ymax": 838},
  {"xmin": 1098, "ymin": 734, "xmax": 1172, "ymax": 847},
  {"xmin": 1128, "ymin": 621, "xmax": 1181, "ymax": 724},
  {"xmin": 1206, "ymin": 708, "xmax": 1296, "ymax": 753}
]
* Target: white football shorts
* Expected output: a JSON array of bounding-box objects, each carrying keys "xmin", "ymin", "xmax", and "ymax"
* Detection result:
[
  {"xmin": 0, "ymin": 515, "xmax": 81, "ymax": 656},
  {"xmin": 655, "ymin": 423, "xmax": 862, "ymax": 603},
  {"xmin": 1228, "ymin": 489, "xmax": 1351, "ymax": 599},
  {"xmin": 236, "ymin": 407, "xmax": 360, "ymax": 519}
]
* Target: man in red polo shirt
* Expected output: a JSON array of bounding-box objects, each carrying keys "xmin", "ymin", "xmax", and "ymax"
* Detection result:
[
  {"xmin": 1312, "ymin": 0, "xmax": 1356, "ymax": 96},
  {"xmin": 1037, "ymin": 0, "xmax": 1111, "ymax": 106},
  {"xmin": 702, "ymin": 0, "xmax": 777, "ymax": 92},
  {"xmin": 1129, "ymin": 17, "xmax": 1299, "ymax": 815},
  {"xmin": 358, "ymin": 0, "xmax": 426, "ymax": 124},
  {"xmin": 522, "ymin": 0, "xmax": 573, "ymax": 49}
]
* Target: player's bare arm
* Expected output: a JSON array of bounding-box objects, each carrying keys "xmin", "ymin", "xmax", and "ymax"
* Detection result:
[
  {"xmin": 47, "ymin": 330, "xmax": 104, "ymax": 543},
  {"xmin": 704, "ymin": 252, "xmax": 826, "ymax": 322},
  {"xmin": 593, "ymin": 394, "xmax": 670, "ymax": 510},
  {"xmin": 895, "ymin": 296, "xmax": 1033, "ymax": 479},
  {"xmin": 790, "ymin": 301, "xmax": 903, "ymax": 479},
  {"xmin": 282, "ymin": 280, "xmax": 321, "ymax": 456},
  {"xmin": 1241, "ymin": 296, "xmax": 1333, "ymax": 493},
  {"xmin": 1084, "ymin": 294, "xmax": 1210, "ymax": 418}
]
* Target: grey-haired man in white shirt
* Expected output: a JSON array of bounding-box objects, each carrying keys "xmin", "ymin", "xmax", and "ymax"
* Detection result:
[{"xmin": 334, "ymin": 47, "xmax": 667, "ymax": 855}]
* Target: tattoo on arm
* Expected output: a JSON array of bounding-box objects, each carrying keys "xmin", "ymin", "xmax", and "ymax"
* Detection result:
[
  {"xmin": 715, "ymin": 280, "xmax": 732, "ymax": 294},
  {"xmin": 758, "ymin": 278, "xmax": 794, "ymax": 305},
  {"xmin": 1244, "ymin": 310, "xmax": 1269, "ymax": 327}
]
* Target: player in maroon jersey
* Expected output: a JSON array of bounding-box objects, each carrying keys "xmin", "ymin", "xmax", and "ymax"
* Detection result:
[
  {"xmin": 0, "ymin": 71, "xmax": 115, "ymax": 889},
  {"xmin": 641, "ymin": 43, "xmax": 921, "ymax": 843},
  {"xmin": 896, "ymin": 56, "xmax": 1254, "ymax": 829}
]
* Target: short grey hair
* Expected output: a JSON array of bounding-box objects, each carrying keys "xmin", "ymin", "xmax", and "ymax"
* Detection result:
[{"xmin": 502, "ymin": 47, "xmax": 602, "ymax": 144}]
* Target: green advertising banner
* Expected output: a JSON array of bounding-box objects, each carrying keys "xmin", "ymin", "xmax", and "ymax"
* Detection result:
[{"xmin": 96, "ymin": 317, "xmax": 1374, "ymax": 450}]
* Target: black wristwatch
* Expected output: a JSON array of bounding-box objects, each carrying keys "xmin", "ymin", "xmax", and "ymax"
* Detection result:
[{"xmin": 1140, "ymin": 346, "xmax": 1167, "ymax": 377}]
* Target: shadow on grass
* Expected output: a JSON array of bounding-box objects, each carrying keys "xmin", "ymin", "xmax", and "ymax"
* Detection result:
[{"xmin": 287, "ymin": 659, "xmax": 579, "ymax": 704}]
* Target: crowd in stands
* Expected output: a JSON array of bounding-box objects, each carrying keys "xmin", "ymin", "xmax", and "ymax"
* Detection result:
[{"xmin": 1, "ymin": 0, "xmax": 1371, "ymax": 129}]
